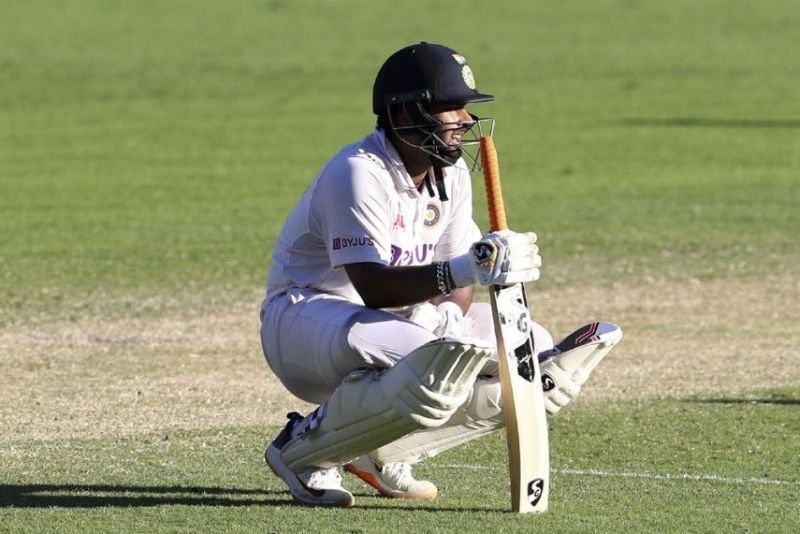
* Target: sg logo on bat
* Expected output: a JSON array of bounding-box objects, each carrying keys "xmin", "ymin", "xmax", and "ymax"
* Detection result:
[{"xmin": 527, "ymin": 478, "xmax": 545, "ymax": 506}]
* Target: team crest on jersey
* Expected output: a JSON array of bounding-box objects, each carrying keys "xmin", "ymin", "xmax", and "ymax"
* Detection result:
[{"xmin": 424, "ymin": 203, "xmax": 441, "ymax": 226}]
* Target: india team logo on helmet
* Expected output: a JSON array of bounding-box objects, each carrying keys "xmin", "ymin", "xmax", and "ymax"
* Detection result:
[
  {"xmin": 461, "ymin": 65, "xmax": 476, "ymax": 89},
  {"xmin": 452, "ymin": 53, "xmax": 476, "ymax": 90}
]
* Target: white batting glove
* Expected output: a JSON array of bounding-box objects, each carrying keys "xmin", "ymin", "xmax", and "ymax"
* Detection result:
[
  {"xmin": 408, "ymin": 301, "xmax": 466, "ymax": 338},
  {"xmin": 448, "ymin": 230, "xmax": 541, "ymax": 288},
  {"xmin": 408, "ymin": 303, "xmax": 440, "ymax": 332},
  {"xmin": 432, "ymin": 301, "xmax": 465, "ymax": 337}
]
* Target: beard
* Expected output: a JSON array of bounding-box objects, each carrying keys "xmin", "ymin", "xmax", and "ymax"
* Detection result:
[{"xmin": 430, "ymin": 143, "xmax": 462, "ymax": 168}]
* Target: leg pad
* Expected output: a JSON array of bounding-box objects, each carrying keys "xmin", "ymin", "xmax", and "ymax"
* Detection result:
[{"xmin": 281, "ymin": 337, "xmax": 492, "ymax": 469}]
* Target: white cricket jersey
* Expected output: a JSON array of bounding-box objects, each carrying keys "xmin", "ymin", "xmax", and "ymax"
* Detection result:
[{"xmin": 265, "ymin": 129, "xmax": 481, "ymax": 307}]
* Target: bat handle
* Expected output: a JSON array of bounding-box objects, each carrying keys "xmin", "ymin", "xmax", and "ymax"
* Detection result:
[{"xmin": 480, "ymin": 136, "xmax": 509, "ymax": 232}]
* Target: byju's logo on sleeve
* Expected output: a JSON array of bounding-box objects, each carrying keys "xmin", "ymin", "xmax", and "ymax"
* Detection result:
[{"xmin": 332, "ymin": 236, "xmax": 375, "ymax": 250}]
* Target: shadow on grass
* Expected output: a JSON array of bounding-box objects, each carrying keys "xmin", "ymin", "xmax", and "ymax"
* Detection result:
[
  {"xmin": 619, "ymin": 117, "xmax": 800, "ymax": 129},
  {"xmin": 0, "ymin": 484, "xmax": 498, "ymax": 512},
  {"xmin": 0, "ymin": 484, "xmax": 282, "ymax": 508},
  {"xmin": 685, "ymin": 398, "xmax": 800, "ymax": 406}
]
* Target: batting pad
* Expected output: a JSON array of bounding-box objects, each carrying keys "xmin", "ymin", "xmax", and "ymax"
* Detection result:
[
  {"xmin": 540, "ymin": 322, "xmax": 623, "ymax": 414},
  {"xmin": 281, "ymin": 337, "xmax": 493, "ymax": 470},
  {"xmin": 370, "ymin": 323, "xmax": 624, "ymax": 464},
  {"xmin": 370, "ymin": 375, "xmax": 505, "ymax": 465}
]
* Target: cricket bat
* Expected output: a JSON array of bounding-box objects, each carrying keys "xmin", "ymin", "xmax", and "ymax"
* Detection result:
[{"xmin": 480, "ymin": 136, "xmax": 550, "ymax": 513}]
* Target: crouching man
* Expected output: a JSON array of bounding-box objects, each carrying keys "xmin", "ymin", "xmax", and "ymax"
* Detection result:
[{"xmin": 259, "ymin": 42, "xmax": 622, "ymax": 507}]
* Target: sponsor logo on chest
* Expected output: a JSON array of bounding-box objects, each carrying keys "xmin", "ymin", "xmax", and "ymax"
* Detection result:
[
  {"xmin": 388, "ymin": 199, "xmax": 445, "ymax": 266},
  {"xmin": 390, "ymin": 243, "xmax": 436, "ymax": 266}
]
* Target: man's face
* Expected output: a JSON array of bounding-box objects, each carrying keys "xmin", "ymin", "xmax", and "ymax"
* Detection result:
[
  {"xmin": 390, "ymin": 101, "xmax": 481, "ymax": 169},
  {"xmin": 427, "ymin": 104, "xmax": 474, "ymax": 150},
  {"xmin": 394, "ymin": 103, "xmax": 474, "ymax": 148}
]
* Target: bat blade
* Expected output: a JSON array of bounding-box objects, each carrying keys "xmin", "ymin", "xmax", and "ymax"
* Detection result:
[
  {"xmin": 490, "ymin": 282, "xmax": 550, "ymax": 513},
  {"xmin": 480, "ymin": 135, "xmax": 550, "ymax": 513}
]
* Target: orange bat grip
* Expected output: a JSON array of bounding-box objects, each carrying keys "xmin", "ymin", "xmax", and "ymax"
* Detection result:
[{"xmin": 480, "ymin": 136, "xmax": 508, "ymax": 232}]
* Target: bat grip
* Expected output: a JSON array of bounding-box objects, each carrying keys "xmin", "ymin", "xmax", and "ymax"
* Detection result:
[{"xmin": 479, "ymin": 136, "xmax": 509, "ymax": 232}]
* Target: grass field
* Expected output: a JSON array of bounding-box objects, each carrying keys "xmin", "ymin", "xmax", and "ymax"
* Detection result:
[{"xmin": 1, "ymin": 0, "xmax": 798, "ymax": 532}]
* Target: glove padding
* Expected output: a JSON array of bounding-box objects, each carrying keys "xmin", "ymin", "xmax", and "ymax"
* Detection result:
[
  {"xmin": 408, "ymin": 301, "xmax": 466, "ymax": 338},
  {"xmin": 449, "ymin": 230, "xmax": 541, "ymax": 288}
]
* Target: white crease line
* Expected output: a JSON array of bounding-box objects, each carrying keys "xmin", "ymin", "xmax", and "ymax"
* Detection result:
[{"xmin": 439, "ymin": 464, "xmax": 799, "ymax": 487}]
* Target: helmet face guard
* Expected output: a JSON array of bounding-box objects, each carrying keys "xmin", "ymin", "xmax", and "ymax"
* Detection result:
[{"xmin": 385, "ymin": 96, "xmax": 495, "ymax": 172}]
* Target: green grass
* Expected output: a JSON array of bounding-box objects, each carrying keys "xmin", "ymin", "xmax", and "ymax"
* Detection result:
[
  {"xmin": 1, "ymin": 0, "xmax": 799, "ymax": 320},
  {"xmin": 1, "ymin": 0, "xmax": 798, "ymax": 531},
  {"xmin": 2, "ymin": 388, "xmax": 798, "ymax": 532}
]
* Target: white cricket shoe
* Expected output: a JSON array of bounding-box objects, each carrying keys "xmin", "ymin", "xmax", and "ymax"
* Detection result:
[
  {"xmin": 265, "ymin": 412, "xmax": 354, "ymax": 507},
  {"xmin": 539, "ymin": 322, "xmax": 623, "ymax": 414},
  {"xmin": 345, "ymin": 455, "xmax": 438, "ymax": 500}
]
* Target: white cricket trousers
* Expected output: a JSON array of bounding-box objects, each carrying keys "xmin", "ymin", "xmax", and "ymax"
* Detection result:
[{"xmin": 260, "ymin": 288, "xmax": 553, "ymax": 404}]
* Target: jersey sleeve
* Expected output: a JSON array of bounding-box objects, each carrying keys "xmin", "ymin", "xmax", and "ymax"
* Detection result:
[
  {"xmin": 313, "ymin": 156, "xmax": 393, "ymax": 267},
  {"xmin": 434, "ymin": 167, "xmax": 482, "ymax": 261}
]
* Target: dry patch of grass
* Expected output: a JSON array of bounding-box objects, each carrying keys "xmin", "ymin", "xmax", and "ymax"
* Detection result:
[
  {"xmin": 535, "ymin": 274, "xmax": 800, "ymax": 401},
  {"xmin": 1, "ymin": 275, "xmax": 797, "ymax": 442},
  {"xmin": 0, "ymin": 307, "xmax": 298, "ymax": 442}
]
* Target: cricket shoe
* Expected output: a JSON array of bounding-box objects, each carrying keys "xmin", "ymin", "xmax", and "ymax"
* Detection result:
[
  {"xmin": 345, "ymin": 455, "xmax": 438, "ymax": 500},
  {"xmin": 265, "ymin": 412, "xmax": 355, "ymax": 507},
  {"xmin": 539, "ymin": 322, "xmax": 623, "ymax": 414}
]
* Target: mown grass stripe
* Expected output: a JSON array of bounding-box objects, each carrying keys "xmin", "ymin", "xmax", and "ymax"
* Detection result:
[{"xmin": 440, "ymin": 464, "xmax": 800, "ymax": 486}]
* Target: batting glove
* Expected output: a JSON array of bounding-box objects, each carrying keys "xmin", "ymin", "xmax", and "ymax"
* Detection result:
[
  {"xmin": 408, "ymin": 301, "xmax": 466, "ymax": 338},
  {"xmin": 407, "ymin": 303, "xmax": 440, "ymax": 332},
  {"xmin": 448, "ymin": 230, "xmax": 541, "ymax": 288}
]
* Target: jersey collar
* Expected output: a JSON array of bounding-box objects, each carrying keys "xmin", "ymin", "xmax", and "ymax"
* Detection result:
[{"xmin": 371, "ymin": 129, "xmax": 419, "ymax": 195}]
